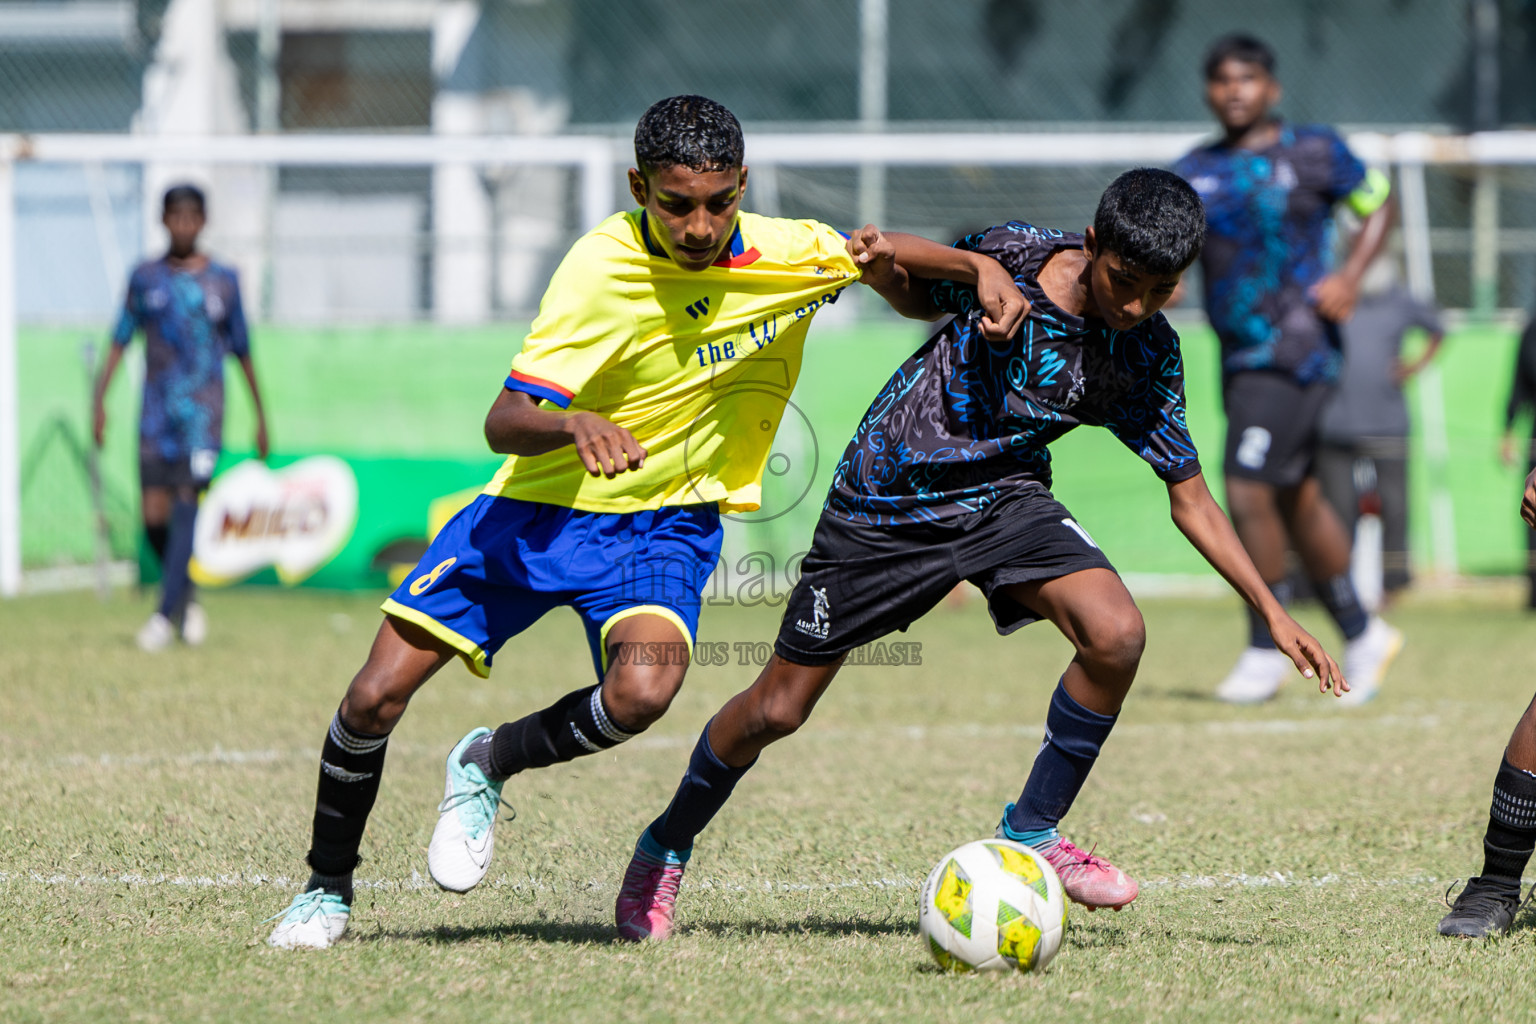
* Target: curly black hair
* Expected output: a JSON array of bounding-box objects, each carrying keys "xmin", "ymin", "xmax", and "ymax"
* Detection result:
[
  {"xmin": 633, "ymin": 95, "xmax": 744, "ymax": 177},
  {"xmin": 1202, "ymin": 33, "xmax": 1276, "ymax": 80},
  {"xmin": 1093, "ymin": 168, "xmax": 1205, "ymax": 276},
  {"xmin": 162, "ymin": 183, "xmax": 206, "ymax": 215}
]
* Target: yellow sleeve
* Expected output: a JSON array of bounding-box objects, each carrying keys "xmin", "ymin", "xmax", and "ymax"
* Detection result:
[
  {"xmin": 506, "ymin": 234, "xmax": 638, "ymax": 408},
  {"xmin": 803, "ymin": 220, "xmax": 861, "ymax": 278}
]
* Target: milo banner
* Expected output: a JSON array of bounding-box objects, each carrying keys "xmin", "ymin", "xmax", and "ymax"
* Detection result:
[{"xmin": 184, "ymin": 453, "xmax": 501, "ymax": 591}]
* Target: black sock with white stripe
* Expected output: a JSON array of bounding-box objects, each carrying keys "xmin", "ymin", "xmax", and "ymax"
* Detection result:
[
  {"xmin": 1479, "ymin": 755, "xmax": 1536, "ymax": 889},
  {"xmin": 487, "ymin": 684, "xmax": 635, "ymax": 778},
  {"xmin": 305, "ymin": 710, "xmax": 390, "ymax": 890}
]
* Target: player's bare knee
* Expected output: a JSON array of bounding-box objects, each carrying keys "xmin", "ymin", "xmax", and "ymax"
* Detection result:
[
  {"xmin": 340, "ymin": 669, "xmax": 410, "ymax": 734},
  {"xmin": 753, "ymin": 691, "xmax": 814, "ymax": 741},
  {"xmin": 1081, "ymin": 610, "xmax": 1146, "ymax": 676},
  {"xmin": 604, "ymin": 664, "xmax": 684, "ymax": 731}
]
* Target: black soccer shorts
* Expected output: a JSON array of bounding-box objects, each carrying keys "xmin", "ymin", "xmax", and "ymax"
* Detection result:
[
  {"xmin": 1221, "ymin": 371, "xmax": 1335, "ymax": 488},
  {"xmin": 139, "ymin": 447, "xmax": 218, "ymax": 491},
  {"xmin": 773, "ymin": 486, "xmax": 1117, "ymax": 665}
]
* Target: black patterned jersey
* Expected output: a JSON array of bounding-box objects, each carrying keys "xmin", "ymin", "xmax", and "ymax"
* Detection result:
[{"xmin": 826, "ymin": 223, "xmax": 1201, "ymax": 525}]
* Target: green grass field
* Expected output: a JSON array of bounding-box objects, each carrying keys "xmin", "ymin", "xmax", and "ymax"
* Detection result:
[{"xmin": 4, "ymin": 587, "xmax": 1536, "ymax": 1022}]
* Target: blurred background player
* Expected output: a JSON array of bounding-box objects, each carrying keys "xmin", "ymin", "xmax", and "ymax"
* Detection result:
[
  {"xmin": 264, "ymin": 95, "xmax": 1027, "ymax": 950},
  {"xmin": 1173, "ymin": 34, "xmax": 1400, "ymax": 706},
  {"xmin": 1316, "ymin": 254, "xmax": 1444, "ymax": 608},
  {"xmin": 91, "ymin": 184, "xmax": 269, "ymax": 651},
  {"xmin": 1437, "ymin": 465, "xmax": 1536, "ymax": 937},
  {"xmin": 1501, "ymin": 310, "xmax": 1536, "ymax": 608},
  {"xmin": 613, "ymin": 170, "xmax": 1344, "ymax": 943}
]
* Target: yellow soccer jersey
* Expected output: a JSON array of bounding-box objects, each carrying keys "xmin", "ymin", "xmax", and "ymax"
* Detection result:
[{"xmin": 485, "ymin": 209, "xmax": 860, "ymax": 513}]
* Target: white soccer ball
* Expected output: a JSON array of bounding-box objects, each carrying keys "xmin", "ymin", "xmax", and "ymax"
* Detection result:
[{"xmin": 917, "ymin": 838, "xmax": 1068, "ymax": 973}]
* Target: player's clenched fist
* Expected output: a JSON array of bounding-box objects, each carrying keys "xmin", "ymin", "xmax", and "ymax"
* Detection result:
[
  {"xmin": 973, "ymin": 258, "xmax": 1029, "ymax": 342},
  {"xmin": 847, "ymin": 224, "xmax": 900, "ymax": 290},
  {"xmin": 565, "ymin": 411, "xmax": 647, "ymax": 479}
]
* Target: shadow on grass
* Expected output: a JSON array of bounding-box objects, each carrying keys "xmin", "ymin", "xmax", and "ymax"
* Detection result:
[
  {"xmin": 360, "ymin": 920, "xmax": 622, "ymax": 946},
  {"xmin": 359, "ymin": 914, "xmax": 912, "ymax": 947}
]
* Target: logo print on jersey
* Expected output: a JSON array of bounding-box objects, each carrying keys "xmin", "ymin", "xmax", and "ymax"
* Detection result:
[
  {"xmin": 1236, "ymin": 427, "xmax": 1273, "ymax": 470},
  {"xmin": 685, "ymin": 296, "xmax": 712, "ymax": 320},
  {"xmin": 795, "ymin": 586, "xmax": 832, "ymax": 639}
]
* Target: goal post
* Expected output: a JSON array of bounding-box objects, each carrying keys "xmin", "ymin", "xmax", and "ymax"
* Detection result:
[{"xmin": 5, "ymin": 127, "xmax": 1536, "ymax": 595}]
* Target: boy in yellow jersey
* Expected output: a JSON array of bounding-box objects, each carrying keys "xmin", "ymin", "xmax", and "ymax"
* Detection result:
[{"xmin": 267, "ymin": 95, "xmax": 1026, "ymax": 949}]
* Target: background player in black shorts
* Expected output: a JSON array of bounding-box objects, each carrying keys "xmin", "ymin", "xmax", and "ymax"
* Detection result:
[
  {"xmin": 612, "ymin": 169, "xmax": 1345, "ymax": 942},
  {"xmin": 1437, "ymin": 466, "xmax": 1536, "ymax": 937},
  {"xmin": 1173, "ymin": 35, "xmax": 1399, "ymax": 706},
  {"xmin": 93, "ymin": 185, "xmax": 269, "ymax": 651}
]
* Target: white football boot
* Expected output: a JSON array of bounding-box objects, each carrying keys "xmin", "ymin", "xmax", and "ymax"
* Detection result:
[
  {"xmin": 1214, "ymin": 646, "xmax": 1292, "ymax": 704},
  {"xmin": 1335, "ymin": 617, "xmax": 1403, "ymax": 707},
  {"xmin": 427, "ymin": 727, "xmax": 511, "ymax": 892},
  {"xmin": 267, "ymin": 890, "xmax": 350, "ymax": 949},
  {"xmin": 181, "ymin": 602, "xmax": 207, "ymax": 646},
  {"xmin": 136, "ymin": 612, "xmax": 174, "ymax": 652}
]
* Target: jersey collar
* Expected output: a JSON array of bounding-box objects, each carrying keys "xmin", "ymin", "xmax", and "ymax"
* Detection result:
[{"xmin": 638, "ymin": 211, "xmax": 761, "ymax": 268}]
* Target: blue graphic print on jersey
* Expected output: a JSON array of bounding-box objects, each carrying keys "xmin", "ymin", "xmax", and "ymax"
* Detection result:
[
  {"xmin": 112, "ymin": 257, "xmax": 249, "ymax": 461},
  {"xmin": 826, "ymin": 223, "xmax": 1201, "ymax": 526},
  {"xmin": 1173, "ymin": 122, "xmax": 1366, "ymax": 385}
]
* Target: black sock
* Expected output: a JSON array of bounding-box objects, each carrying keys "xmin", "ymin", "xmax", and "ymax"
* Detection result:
[
  {"xmin": 1314, "ymin": 572, "xmax": 1368, "ymax": 641},
  {"xmin": 1479, "ymin": 755, "xmax": 1536, "ymax": 887},
  {"xmin": 460, "ymin": 733, "xmax": 495, "ymax": 777},
  {"xmin": 488, "ymin": 684, "xmax": 636, "ymax": 777},
  {"xmin": 1006, "ymin": 679, "xmax": 1118, "ymax": 834},
  {"xmin": 157, "ymin": 498, "xmax": 198, "ymax": 619},
  {"xmin": 145, "ymin": 523, "xmax": 169, "ymax": 565},
  {"xmin": 645, "ymin": 721, "xmax": 756, "ymax": 854},
  {"xmin": 306, "ymin": 711, "xmax": 390, "ymax": 883},
  {"xmin": 1247, "ymin": 580, "xmax": 1293, "ymax": 650}
]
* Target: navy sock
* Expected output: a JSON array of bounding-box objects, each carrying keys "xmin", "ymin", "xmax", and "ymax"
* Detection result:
[
  {"xmin": 489, "ymin": 684, "xmax": 635, "ymax": 777},
  {"xmin": 645, "ymin": 722, "xmax": 756, "ymax": 854},
  {"xmin": 1005, "ymin": 679, "xmax": 1118, "ymax": 835},
  {"xmin": 307, "ymin": 711, "xmax": 390, "ymax": 879},
  {"xmin": 145, "ymin": 523, "xmax": 169, "ymax": 565},
  {"xmin": 1247, "ymin": 579, "xmax": 1293, "ymax": 650},
  {"xmin": 157, "ymin": 497, "xmax": 197, "ymax": 619},
  {"xmin": 1315, "ymin": 573, "xmax": 1368, "ymax": 641},
  {"xmin": 1481, "ymin": 755, "xmax": 1536, "ymax": 886}
]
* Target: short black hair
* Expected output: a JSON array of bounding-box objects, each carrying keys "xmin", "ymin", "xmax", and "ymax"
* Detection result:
[
  {"xmin": 633, "ymin": 95, "xmax": 744, "ymax": 177},
  {"xmin": 1203, "ymin": 33, "xmax": 1276, "ymax": 80},
  {"xmin": 1093, "ymin": 168, "xmax": 1205, "ymax": 276},
  {"xmin": 162, "ymin": 184, "xmax": 206, "ymax": 215}
]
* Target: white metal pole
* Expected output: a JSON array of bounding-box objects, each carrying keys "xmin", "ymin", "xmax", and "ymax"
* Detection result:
[
  {"xmin": 1394, "ymin": 150, "xmax": 1458, "ymax": 576},
  {"xmin": 857, "ymin": 0, "xmax": 888, "ymax": 230},
  {"xmin": 0, "ymin": 154, "xmax": 19, "ymax": 597},
  {"xmin": 579, "ymin": 139, "xmax": 616, "ymax": 232}
]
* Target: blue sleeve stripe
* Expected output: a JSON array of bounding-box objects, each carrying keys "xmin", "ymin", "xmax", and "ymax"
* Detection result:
[{"xmin": 505, "ymin": 374, "xmax": 573, "ymax": 409}]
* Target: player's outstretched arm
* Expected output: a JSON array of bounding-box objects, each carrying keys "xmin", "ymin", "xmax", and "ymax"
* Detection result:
[
  {"xmin": 849, "ymin": 227, "xmax": 1028, "ymax": 341},
  {"xmin": 484, "ymin": 387, "xmax": 646, "ymax": 479},
  {"xmin": 1522, "ymin": 467, "xmax": 1536, "ymax": 529},
  {"xmin": 1166, "ymin": 472, "xmax": 1347, "ymax": 696}
]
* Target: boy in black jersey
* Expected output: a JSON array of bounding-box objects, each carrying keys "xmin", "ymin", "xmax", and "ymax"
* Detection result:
[
  {"xmin": 1437, "ymin": 465, "xmax": 1536, "ymax": 938},
  {"xmin": 613, "ymin": 169, "xmax": 1346, "ymax": 941}
]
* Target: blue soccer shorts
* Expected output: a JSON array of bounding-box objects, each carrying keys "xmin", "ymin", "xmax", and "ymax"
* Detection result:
[{"xmin": 382, "ymin": 494, "xmax": 723, "ymax": 680}]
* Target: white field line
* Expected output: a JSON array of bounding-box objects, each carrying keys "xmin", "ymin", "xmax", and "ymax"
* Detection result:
[
  {"xmin": 25, "ymin": 713, "xmax": 1443, "ymax": 771},
  {"xmin": 0, "ymin": 869, "xmax": 1502, "ymax": 895}
]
